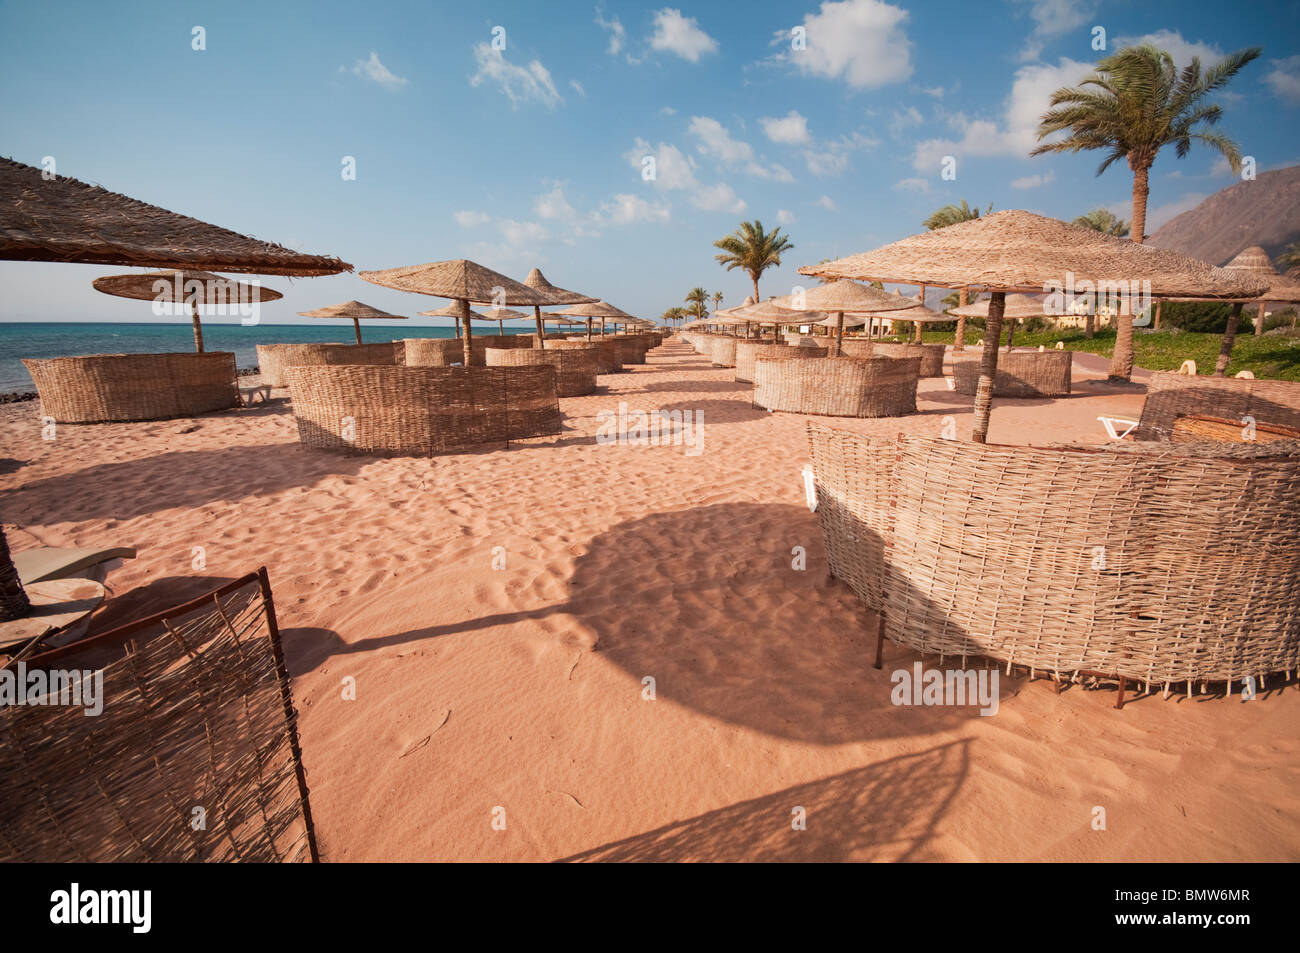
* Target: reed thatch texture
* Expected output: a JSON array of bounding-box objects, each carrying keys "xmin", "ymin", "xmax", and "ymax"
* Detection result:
[
  {"xmin": 485, "ymin": 346, "xmax": 598, "ymax": 396},
  {"xmin": 23, "ymin": 352, "xmax": 239, "ymax": 422},
  {"xmin": 547, "ymin": 338, "xmax": 621, "ymax": 374},
  {"xmin": 867, "ymin": 342, "xmax": 946, "ymax": 377},
  {"xmin": 734, "ymin": 341, "xmax": 827, "ymax": 383},
  {"xmin": 709, "ymin": 337, "xmax": 739, "ymax": 367},
  {"xmin": 951, "ymin": 350, "xmax": 1071, "ymax": 397},
  {"xmin": 0, "ymin": 157, "xmax": 351, "ymax": 275},
  {"xmin": 1171, "ymin": 415, "xmax": 1300, "ymax": 443},
  {"xmin": 754, "ymin": 356, "xmax": 920, "ymax": 417},
  {"xmin": 285, "ymin": 364, "xmax": 561, "ymax": 455},
  {"xmin": 401, "ymin": 334, "xmax": 533, "ymax": 368},
  {"xmin": 948, "ymin": 293, "xmax": 1052, "ymax": 318},
  {"xmin": 256, "ymin": 342, "xmax": 400, "ymax": 388},
  {"xmin": 1135, "ymin": 372, "xmax": 1300, "ymax": 441},
  {"xmin": 0, "ymin": 572, "xmax": 317, "ymax": 861},
  {"xmin": 806, "ymin": 426, "xmax": 1300, "ymax": 686}
]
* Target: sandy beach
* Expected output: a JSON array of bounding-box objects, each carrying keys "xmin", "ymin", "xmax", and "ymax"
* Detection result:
[{"xmin": 3, "ymin": 338, "xmax": 1295, "ymax": 862}]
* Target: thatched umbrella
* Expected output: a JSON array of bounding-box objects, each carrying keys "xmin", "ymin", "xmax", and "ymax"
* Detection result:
[
  {"xmin": 0, "ymin": 156, "xmax": 349, "ymax": 629},
  {"xmin": 949, "ymin": 293, "xmax": 1051, "ymax": 349},
  {"xmin": 359, "ymin": 259, "xmax": 553, "ymax": 366},
  {"xmin": 800, "ymin": 210, "xmax": 1264, "ymax": 442},
  {"xmin": 1221, "ymin": 246, "xmax": 1300, "ymax": 341},
  {"xmin": 771, "ymin": 280, "xmax": 914, "ymax": 355},
  {"xmin": 93, "ymin": 270, "xmax": 283, "ymax": 353},
  {"xmin": 298, "ymin": 300, "xmax": 407, "ymax": 344},
  {"xmin": 554, "ymin": 300, "xmax": 635, "ymax": 341},
  {"xmin": 523, "ymin": 269, "xmax": 597, "ymax": 349},
  {"xmin": 731, "ymin": 298, "xmax": 828, "ymax": 341},
  {"xmin": 478, "ymin": 306, "xmax": 534, "ymax": 335},
  {"xmin": 418, "ymin": 301, "xmax": 486, "ymax": 338}
]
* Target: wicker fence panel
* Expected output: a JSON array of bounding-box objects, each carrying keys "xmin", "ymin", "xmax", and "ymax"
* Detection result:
[
  {"xmin": 257, "ymin": 342, "xmax": 400, "ymax": 387},
  {"xmin": 709, "ymin": 337, "xmax": 739, "ymax": 367},
  {"xmin": 952, "ymin": 350, "xmax": 1071, "ymax": 397},
  {"xmin": 24, "ymin": 352, "xmax": 239, "ymax": 423},
  {"xmin": 1135, "ymin": 372, "xmax": 1300, "ymax": 441},
  {"xmin": 735, "ymin": 342, "xmax": 826, "ymax": 383},
  {"xmin": 0, "ymin": 574, "xmax": 316, "ymax": 862},
  {"xmin": 755, "ymin": 356, "xmax": 920, "ymax": 417},
  {"xmin": 547, "ymin": 338, "xmax": 621, "ymax": 374},
  {"xmin": 807, "ymin": 426, "xmax": 1300, "ymax": 685},
  {"xmin": 871, "ymin": 343, "xmax": 946, "ymax": 377},
  {"xmin": 612, "ymin": 337, "xmax": 649, "ymax": 365},
  {"xmin": 285, "ymin": 364, "xmax": 561, "ymax": 455},
  {"xmin": 485, "ymin": 346, "xmax": 598, "ymax": 396}
]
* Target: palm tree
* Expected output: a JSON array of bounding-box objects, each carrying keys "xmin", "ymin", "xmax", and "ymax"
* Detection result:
[
  {"xmin": 924, "ymin": 201, "xmax": 991, "ymax": 350},
  {"xmin": 684, "ymin": 287, "xmax": 708, "ymax": 321},
  {"xmin": 1032, "ymin": 43, "xmax": 1260, "ymax": 381},
  {"xmin": 661, "ymin": 306, "xmax": 683, "ymax": 328},
  {"xmin": 713, "ymin": 220, "xmax": 793, "ymax": 302},
  {"xmin": 922, "ymin": 200, "xmax": 991, "ymax": 231},
  {"xmin": 1279, "ymin": 240, "xmax": 1300, "ymax": 277},
  {"xmin": 712, "ymin": 291, "xmax": 723, "ymax": 314},
  {"xmin": 1074, "ymin": 208, "xmax": 1130, "ymax": 237}
]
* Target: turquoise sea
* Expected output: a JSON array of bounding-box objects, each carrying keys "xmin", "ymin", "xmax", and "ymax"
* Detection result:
[{"xmin": 0, "ymin": 322, "xmax": 532, "ymax": 394}]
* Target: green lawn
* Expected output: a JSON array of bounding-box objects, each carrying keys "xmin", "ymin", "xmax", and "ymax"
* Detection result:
[{"xmin": 894, "ymin": 328, "xmax": 1300, "ymax": 382}]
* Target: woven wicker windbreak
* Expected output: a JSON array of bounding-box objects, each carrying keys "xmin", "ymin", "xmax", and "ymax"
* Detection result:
[
  {"xmin": 0, "ymin": 529, "xmax": 30, "ymax": 623},
  {"xmin": 256, "ymin": 342, "xmax": 400, "ymax": 388},
  {"xmin": 0, "ymin": 571, "xmax": 317, "ymax": 861},
  {"xmin": 734, "ymin": 342, "xmax": 827, "ymax": 383},
  {"xmin": 285, "ymin": 364, "xmax": 561, "ymax": 455},
  {"xmin": 485, "ymin": 346, "xmax": 597, "ymax": 396},
  {"xmin": 1135, "ymin": 372, "xmax": 1300, "ymax": 440},
  {"xmin": 402, "ymin": 334, "xmax": 533, "ymax": 368},
  {"xmin": 1172, "ymin": 414, "xmax": 1300, "ymax": 443},
  {"xmin": 850, "ymin": 342, "xmax": 946, "ymax": 377},
  {"xmin": 709, "ymin": 337, "xmax": 739, "ymax": 367},
  {"xmin": 952, "ymin": 350, "xmax": 1071, "ymax": 397},
  {"xmin": 612, "ymin": 337, "xmax": 649, "ymax": 365},
  {"xmin": 0, "ymin": 157, "xmax": 350, "ymax": 276},
  {"xmin": 547, "ymin": 338, "xmax": 621, "ymax": 374},
  {"xmin": 806, "ymin": 427, "xmax": 1300, "ymax": 686},
  {"xmin": 754, "ymin": 356, "xmax": 920, "ymax": 417},
  {"xmin": 23, "ymin": 352, "xmax": 239, "ymax": 422}
]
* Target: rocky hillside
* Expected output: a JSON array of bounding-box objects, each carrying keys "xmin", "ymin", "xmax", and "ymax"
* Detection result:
[{"xmin": 1147, "ymin": 165, "xmax": 1300, "ymax": 267}]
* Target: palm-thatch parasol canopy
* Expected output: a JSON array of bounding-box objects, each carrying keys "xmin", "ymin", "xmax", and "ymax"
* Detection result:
[
  {"xmin": 800, "ymin": 211, "xmax": 1266, "ymax": 299},
  {"xmin": 1220, "ymin": 246, "xmax": 1300, "ymax": 300},
  {"xmin": 948, "ymin": 293, "xmax": 1051, "ymax": 318},
  {"xmin": 297, "ymin": 300, "xmax": 407, "ymax": 345},
  {"xmin": 771, "ymin": 280, "xmax": 915, "ymax": 354},
  {"xmin": 799, "ymin": 210, "xmax": 1270, "ymax": 441},
  {"xmin": 93, "ymin": 270, "xmax": 282, "ymax": 353},
  {"xmin": 0, "ymin": 157, "xmax": 351, "ymax": 276},
  {"xmin": 360, "ymin": 259, "xmax": 553, "ymax": 364},
  {"xmin": 554, "ymin": 299, "xmax": 637, "ymax": 340},
  {"xmin": 522, "ymin": 268, "xmax": 596, "ymax": 348}
]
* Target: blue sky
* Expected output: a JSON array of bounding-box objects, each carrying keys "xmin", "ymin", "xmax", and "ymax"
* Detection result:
[{"xmin": 1, "ymin": 0, "xmax": 1298, "ymax": 327}]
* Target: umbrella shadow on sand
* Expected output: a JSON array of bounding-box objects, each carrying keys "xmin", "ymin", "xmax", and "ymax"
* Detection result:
[
  {"xmin": 281, "ymin": 501, "xmax": 1001, "ymax": 745},
  {"xmin": 558, "ymin": 739, "xmax": 971, "ymax": 862}
]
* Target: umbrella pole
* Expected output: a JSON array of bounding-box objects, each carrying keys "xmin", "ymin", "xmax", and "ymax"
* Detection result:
[
  {"xmin": 454, "ymin": 313, "xmax": 461, "ymax": 338},
  {"xmin": 954, "ymin": 289, "xmax": 968, "ymax": 352},
  {"xmin": 1005, "ymin": 318, "xmax": 1016, "ymax": 350},
  {"xmin": 460, "ymin": 299, "xmax": 474, "ymax": 367},
  {"xmin": 1254, "ymin": 300, "xmax": 1266, "ymax": 337},
  {"xmin": 498, "ymin": 318, "xmax": 504, "ymax": 335},
  {"xmin": 601, "ymin": 317, "xmax": 606, "ymax": 337},
  {"xmin": 353, "ymin": 317, "xmax": 363, "ymax": 345},
  {"xmin": 534, "ymin": 305, "xmax": 546, "ymax": 349},
  {"xmin": 971, "ymin": 291, "xmax": 1006, "ymax": 445},
  {"xmin": 190, "ymin": 299, "xmax": 205, "ymax": 353},
  {"xmin": 1213, "ymin": 302, "xmax": 1245, "ymax": 377},
  {"xmin": 834, "ymin": 312, "xmax": 844, "ymax": 357},
  {"xmin": 586, "ymin": 319, "xmax": 593, "ymax": 341},
  {"xmin": 1153, "ymin": 299, "xmax": 1163, "ymax": 331}
]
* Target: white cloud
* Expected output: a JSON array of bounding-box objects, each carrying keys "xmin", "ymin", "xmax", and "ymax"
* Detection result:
[
  {"xmin": 595, "ymin": 6, "xmax": 627, "ymax": 56},
  {"xmin": 1011, "ymin": 169, "xmax": 1055, "ymax": 189},
  {"xmin": 761, "ymin": 110, "xmax": 811, "ymax": 145},
  {"xmin": 650, "ymin": 8, "xmax": 718, "ymax": 62},
  {"xmin": 627, "ymin": 138, "xmax": 699, "ymax": 190},
  {"xmin": 454, "ymin": 210, "xmax": 491, "ymax": 227},
  {"xmin": 804, "ymin": 132, "xmax": 879, "ymax": 176},
  {"xmin": 343, "ymin": 52, "xmax": 409, "ymax": 90},
  {"xmin": 778, "ymin": 0, "xmax": 912, "ymax": 89},
  {"xmin": 777, "ymin": 209, "xmax": 796, "ymax": 224},
  {"xmin": 892, "ymin": 177, "xmax": 930, "ymax": 193},
  {"xmin": 498, "ymin": 219, "xmax": 550, "ymax": 246},
  {"xmin": 691, "ymin": 182, "xmax": 746, "ymax": 213},
  {"xmin": 888, "ymin": 106, "xmax": 923, "ymax": 138},
  {"xmin": 469, "ymin": 43, "xmax": 562, "ymax": 109},
  {"xmin": 1113, "ymin": 30, "xmax": 1223, "ymax": 69},
  {"xmin": 689, "ymin": 116, "xmax": 794, "ymax": 181},
  {"xmin": 534, "ymin": 185, "xmax": 578, "ymax": 221},
  {"xmin": 1265, "ymin": 55, "xmax": 1300, "ymax": 106},
  {"xmin": 569, "ymin": 79, "xmax": 586, "ymax": 98},
  {"xmin": 660, "ymin": 105, "xmax": 677, "ymax": 116},
  {"xmin": 911, "ymin": 57, "xmax": 1091, "ymax": 170},
  {"xmin": 600, "ymin": 193, "xmax": 671, "ymax": 224},
  {"xmin": 814, "ymin": 195, "xmax": 837, "ymax": 211},
  {"xmin": 1017, "ymin": 0, "xmax": 1097, "ymax": 61}
]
